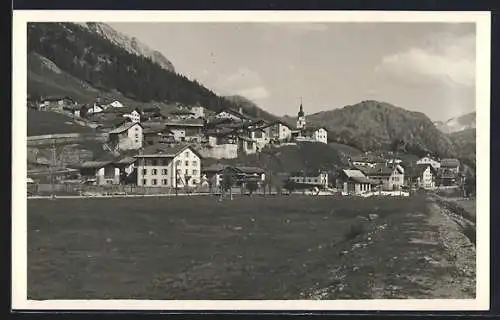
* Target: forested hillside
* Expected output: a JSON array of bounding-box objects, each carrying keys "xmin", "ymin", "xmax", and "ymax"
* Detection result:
[{"xmin": 27, "ymin": 22, "xmax": 235, "ymax": 111}]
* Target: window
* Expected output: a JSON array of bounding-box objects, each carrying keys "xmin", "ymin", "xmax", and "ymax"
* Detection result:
[
  {"xmin": 135, "ymin": 134, "xmax": 139, "ymax": 139},
  {"xmin": 152, "ymin": 179, "xmax": 157, "ymax": 185},
  {"xmin": 185, "ymin": 151, "xmax": 189, "ymax": 158},
  {"xmin": 162, "ymin": 179, "xmax": 168, "ymax": 185},
  {"xmin": 161, "ymin": 159, "xmax": 169, "ymax": 166},
  {"xmin": 192, "ymin": 169, "xmax": 198, "ymax": 175},
  {"xmin": 192, "ymin": 179, "xmax": 197, "ymax": 185},
  {"xmin": 185, "ymin": 169, "xmax": 189, "ymax": 175},
  {"xmin": 192, "ymin": 161, "xmax": 197, "ymax": 166},
  {"xmin": 176, "ymin": 160, "xmax": 181, "ymax": 166},
  {"xmin": 152, "ymin": 169, "xmax": 157, "ymax": 175},
  {"xmin": 185, "ymin": 161, "xmax": 189, "ymax": 166},
  {"xmin": 152, "ymin": 159, "xmax": 158, "ymax": 166},
  {"xmin": 142, "ymin": 169, "xmax": 147, "ymax": 175},
  {"xmin": 135, "ymin": 140, "xmax": 139, "ymax": 144},
  {"xmin": 142, "ymin": 179, "xmax": 147, "ymax": 185},
  {"xmin": 161, "ymin": 169, "xmax": 168, "ymax": 175},
  {"xmin": 135, "ymin": 127, "xmax": 139, "ymax": 131}
]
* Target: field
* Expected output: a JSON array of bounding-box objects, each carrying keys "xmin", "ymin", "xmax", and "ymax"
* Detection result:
[
  {"xmin": 28, "ymin": 195, "xmax": 475, "ymax": 300},
  {"xmin": 27, "ymin": 109, "xmax": 95, "ymax": 136}
]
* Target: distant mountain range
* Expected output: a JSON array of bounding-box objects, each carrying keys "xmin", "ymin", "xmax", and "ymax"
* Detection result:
[{"xmin": 433, "ymin": 111, "xmax": 476, "ymax": 134}]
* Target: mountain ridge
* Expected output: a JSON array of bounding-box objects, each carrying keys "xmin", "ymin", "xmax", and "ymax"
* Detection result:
[{"xmin": 75, "ymin": 22, "xmax": 176, "ymax": 72}]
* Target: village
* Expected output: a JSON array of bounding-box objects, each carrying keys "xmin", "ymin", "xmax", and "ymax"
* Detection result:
[{"xmin": 27, "ymin": 95, "xmax": 471, "ymax": 198}]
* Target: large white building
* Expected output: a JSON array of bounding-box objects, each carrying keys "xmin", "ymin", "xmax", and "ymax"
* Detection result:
[{"xmin": 135, "ymin": 144, "xmax": 202, "ymax": 188}]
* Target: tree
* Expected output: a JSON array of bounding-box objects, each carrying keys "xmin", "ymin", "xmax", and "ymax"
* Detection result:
[
  {"xmin": 220, "ymin": 171, "xmax": 234, "ymax": 200},
  {"xmin": 283, "ymin": 179, "xmax": 297, "ymax": 195},
  {"xmin": 246, "ymin": 180, "xmax": 259, "ymax": 196}
]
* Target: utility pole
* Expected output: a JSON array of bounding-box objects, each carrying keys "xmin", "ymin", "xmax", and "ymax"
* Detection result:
[{"xmin": 50, "ymin": 138, "xmax": 56, "ymax": 199}]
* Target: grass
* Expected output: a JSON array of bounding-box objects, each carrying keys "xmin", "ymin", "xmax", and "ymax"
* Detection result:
[
  {"xmin": 28, "ymin": 194, "xmax": 467, "ymax": 300},
  {"xmin": 27, "ymin": 109, "xmax": 95, "ymax": 136}
]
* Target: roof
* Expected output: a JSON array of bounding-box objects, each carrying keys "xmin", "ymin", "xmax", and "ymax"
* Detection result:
[
  {"xmin": 115, "ymin": 157, "xmax": 136, "ymax": 165},
  {"xmin": 441, "ymin": 158, "xmax": 460, "ymax": 167},
  {"xmin": 356, "ymin": 164, "xmax": 397, "ymax": 177},
  {"xmin": 351, "ymin": 155, "xmax": 385, "ymax": 163},
  {"xmin": 135, "ymin": 144, "xmax": 202, "ymax": 159},
  {"xmin": 235, "ymin": 166, "xmax": 266, "ymax": 174},
  {"xmin": 343, "ymin": 169, "xmax": 367, "ymax": 179},
  {"xmin": 170, "ymin": 109, "xmax": 195, "ymax": 115},
  {"xmin": 217, "ymin": 108, "xmax": 253, "ymax": 120},
  {"xmin": 74, "ymin": 161, "xmax": 113, "ymax": 169},
  {"xmin": 164, "ymin": 119, "xmax": 204, "ymax": 127},
  {"xmin": 108, "ymin": 122, "xmax": 142, "ymax": 134},
  {"xmin": 350, "ymin": 176, "xmax": 373, "ymax": 184},
  {"xmin": 407, "ymin": 164, "xmax": 436, "ymax": 179},
  {"xmin": 302, "ymin": 126, "xmax": 328, "ymax": 133},
  {"xmin": 202, "ymin": 163, "xmax": 230, "ymax": 173}
]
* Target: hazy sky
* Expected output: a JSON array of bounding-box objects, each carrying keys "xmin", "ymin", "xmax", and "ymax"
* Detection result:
[{"xmin": 110, "ymin": 22, "xmax": 476, "ymax": 121}]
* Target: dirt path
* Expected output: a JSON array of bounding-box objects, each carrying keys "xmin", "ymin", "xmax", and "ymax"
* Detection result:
[{"xmin": 305, "ymin": 197, "xmax": 476, "ymax": 299}]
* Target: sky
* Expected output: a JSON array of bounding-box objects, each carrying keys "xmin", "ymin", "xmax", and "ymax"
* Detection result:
[{"xmin": 109, "ymin": 22, "xmax": 476, "ymax": 121}]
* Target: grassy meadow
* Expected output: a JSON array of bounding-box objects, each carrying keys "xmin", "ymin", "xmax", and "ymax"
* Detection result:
[{"xmin": 28, "ymin": 194, "xmax": 468, "ymax": 300}]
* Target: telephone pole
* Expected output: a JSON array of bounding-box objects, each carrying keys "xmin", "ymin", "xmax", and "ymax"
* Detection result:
[{"xmin": 50, "ymin": 138, "xmax": 56, "ymax": 199}]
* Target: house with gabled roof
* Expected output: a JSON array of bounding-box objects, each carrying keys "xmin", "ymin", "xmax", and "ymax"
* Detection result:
[
  {"xmin": 355, "ymin": 164, "xmax": 405, "ymax": 191},
  {"xmin": 338, "ymin": 169, "xmax": 374, "ymax": 195},
  {"xmin": 71, "ymin": 160, "xmax": 121, "ymax": 185},
  {"xmin": 108, "ymin": 122, "xmax": 143, "ymax": 151},
  {"xmin": 134, "ymin": 144, "xmax": 202, "ymax": 188},
  {"xmin": 406, "ymin": 163, "xmax": 438, "ymax": 190},
  {"xmin": 215, "ymin": 107, "xmax": 253, "ymax": 122}
]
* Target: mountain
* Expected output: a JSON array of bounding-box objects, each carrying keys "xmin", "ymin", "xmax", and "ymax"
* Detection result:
[
  {"xmin": 447, "ymin": 128, "xmax": 476, "ymax": 167},
  {"xmin": 434, "ymin": 111, "xmax": 476, "ymax": 134},
  {"xmin": 223, "ymin": 95, "xmax": 279, "ymax": 122},
  {"xmin": 75, "ymin": 22, "xmax": 175, "ymax": 72},
  {"xmin": 302, "ymin": 100, "xmax": 458, "ymax": 158},
  {"xmin": 27, "ymin": 22, "xmax": 236, "ymax": 112}
]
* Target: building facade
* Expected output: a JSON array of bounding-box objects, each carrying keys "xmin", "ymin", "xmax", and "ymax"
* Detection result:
[
  {"xmin": 288, "ymin": 171, "xmax": 329, "ymax": 188},
  {"xmin": 108, "ymin": 122, "xmax": 143, "ymax": 151},
  {"xmin": 135, "ymin": 145, "xmax": 202, "ymax": 188}
]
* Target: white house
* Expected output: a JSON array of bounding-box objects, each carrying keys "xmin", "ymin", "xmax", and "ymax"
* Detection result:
[
  {"xmin": 416, "ymin": 156, "xmax": 441, "ymax": 169},
  {"xmin": 359, "ymin": 164, "xmax": 405, "ymax": 191},
  {"xmin": 215, "ymin": 108, "xmax": 250, "ymax": 122},
  {"xmin": 408, "ymin": 164, "xmax": 437, "ymax": 190},
  {"xmin": 264, "ymin": 121, "xmax": 293, "ymax": 141},
  {"xmin": 109, "ymin": 100, "xmax": 124, "ymax": 108},
  {"xmin": 86, "ymin": 103, "xmax": 104, "ymax": 115},
  {"xmin": 108, "ymin": 122, "xmax": 143, "ymax": 150},
  {"xmin": 288, "ymin": 171, "xmax": 329, "ymax": 188},
  {"xmin": 190, "ymin": 105, "xmax": 205, "ymax": 119},
  {"xmin": 74, "ymin": 161, "xmax": 121, "ymax": 185},
  {"xmin": 123, "ymin": 108, "xmax": 141, "ymax": 123},
  {"xmin": 296, "ymin": 127, "xmax": 328, "ymax": 144},
  {"xmin": 135, "ymin": 144, "xmax": 202, "ymax": 188}
]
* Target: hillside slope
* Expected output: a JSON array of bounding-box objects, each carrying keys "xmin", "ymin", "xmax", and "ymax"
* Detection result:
[
  {"xmin": 223, "ymin": 95, "xmax": 279, "ymax": 122},
  {"xmin": 304, "ymin": 100, "xmax": 457, "ymax": 158}
]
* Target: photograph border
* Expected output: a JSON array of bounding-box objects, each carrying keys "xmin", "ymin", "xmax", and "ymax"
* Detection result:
[{"xmin": 12, "ymin": 10, "xmax": 491, "ymax": 311}]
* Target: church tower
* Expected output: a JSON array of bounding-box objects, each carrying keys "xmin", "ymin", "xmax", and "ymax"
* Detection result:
[{"xmin": 296, "ymin": 99, "xmax": 306, "ymax": 130}]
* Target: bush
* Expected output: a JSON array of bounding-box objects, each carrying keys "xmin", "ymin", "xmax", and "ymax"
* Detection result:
[{"xmin": 344, "ymin": 223, "xmax": 366, "ymax": 241}]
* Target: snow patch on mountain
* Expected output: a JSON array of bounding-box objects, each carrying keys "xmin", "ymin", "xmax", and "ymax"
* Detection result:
[{"xmin": 74, "ymin": 22, "xmax": 175, "ymax": 72}]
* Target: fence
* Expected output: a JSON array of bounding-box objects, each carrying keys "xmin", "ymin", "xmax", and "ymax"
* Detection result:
[
  {"xmin": 27, "ymin": 133, "xmax": 108, "ymax": 147},
  {"xmin": 31, "ymin": 183, "xmax": 280, "ymax": 197}
]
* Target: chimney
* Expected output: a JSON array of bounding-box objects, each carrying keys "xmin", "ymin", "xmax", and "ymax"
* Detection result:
[{"xmin": 239, "ymin": 107, "xmax": 243, "ymax": 114}]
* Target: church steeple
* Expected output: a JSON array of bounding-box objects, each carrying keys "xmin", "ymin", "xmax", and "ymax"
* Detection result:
[
  {"xmin": 296, "ymin": 97, "xmax": 306, "ymax": 130},
  {"xmin": 298, "ymin": 102, "xmax": 304, "ymax": 117}
]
